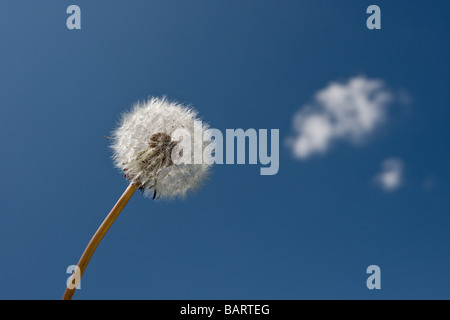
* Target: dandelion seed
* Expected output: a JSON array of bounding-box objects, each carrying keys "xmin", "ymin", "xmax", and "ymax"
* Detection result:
[{"xmin": 111, "ymin": 97, "xmax": 210, "ymax": 199}]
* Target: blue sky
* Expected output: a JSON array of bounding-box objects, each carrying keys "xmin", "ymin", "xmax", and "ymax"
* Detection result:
[{"xmin": 1, "ymin": 0, "xmax": 450, "ymax": 299}]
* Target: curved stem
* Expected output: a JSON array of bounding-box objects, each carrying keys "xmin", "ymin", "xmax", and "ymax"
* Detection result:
[{"xmin": 62, "ymin": 183, "xmax": 138, "ymax": 300}]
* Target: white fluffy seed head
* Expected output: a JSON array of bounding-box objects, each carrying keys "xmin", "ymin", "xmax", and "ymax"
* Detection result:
[{"xmin": 111, "ymin": 97, "xmax": 211, "ymax": 199}]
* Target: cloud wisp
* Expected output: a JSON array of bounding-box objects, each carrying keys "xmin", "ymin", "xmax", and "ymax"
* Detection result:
[
  {"xmin": 288, "ymin": 76, "xmax": 393, "ymax": 159},
  {"xmin": 374, "ymin": 158, "xmax": 404, "ymax": 192}
]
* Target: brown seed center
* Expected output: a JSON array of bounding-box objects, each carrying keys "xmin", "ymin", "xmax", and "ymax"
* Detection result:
[{"xmin": 148, "ymin": 132, "xmax": 178, "ymax": 166}]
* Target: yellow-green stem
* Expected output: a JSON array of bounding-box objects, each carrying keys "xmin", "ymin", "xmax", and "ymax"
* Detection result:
[{"xmin": 62, "ymin": 183, "xmax": 138, "ymax": 300}]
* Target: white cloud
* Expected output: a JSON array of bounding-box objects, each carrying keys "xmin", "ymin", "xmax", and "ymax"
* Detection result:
[
  {"xmin": 288, "ymin": 76, "xmax": 393, "ymax": 159},
  {"xmin": 374, "ymin": 158, "xmax": 404, "ymax": 192}
]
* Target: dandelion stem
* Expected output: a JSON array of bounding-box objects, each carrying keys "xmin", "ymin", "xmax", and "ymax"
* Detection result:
[{"xmin": 62, "ymin": 183, "xmax": 138, "ymax": 300}]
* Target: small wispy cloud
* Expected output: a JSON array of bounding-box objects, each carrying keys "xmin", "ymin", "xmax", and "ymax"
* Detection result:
[
  {"xmin": 287, "ymin": 76, "xmax": 393, "ymax": 159},
  {"xmin": 374, "ymin": 158, "xmax": 404, "ymax": 192},
  {"xmin": 422, "ymin": 175, "xmax": 435, "ymax": 191}
]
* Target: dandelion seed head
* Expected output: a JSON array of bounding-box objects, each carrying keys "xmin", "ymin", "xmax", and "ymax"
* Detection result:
[{"xmin": 111, "ymin": 97, "xmax": 210, "ymax": 199}]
